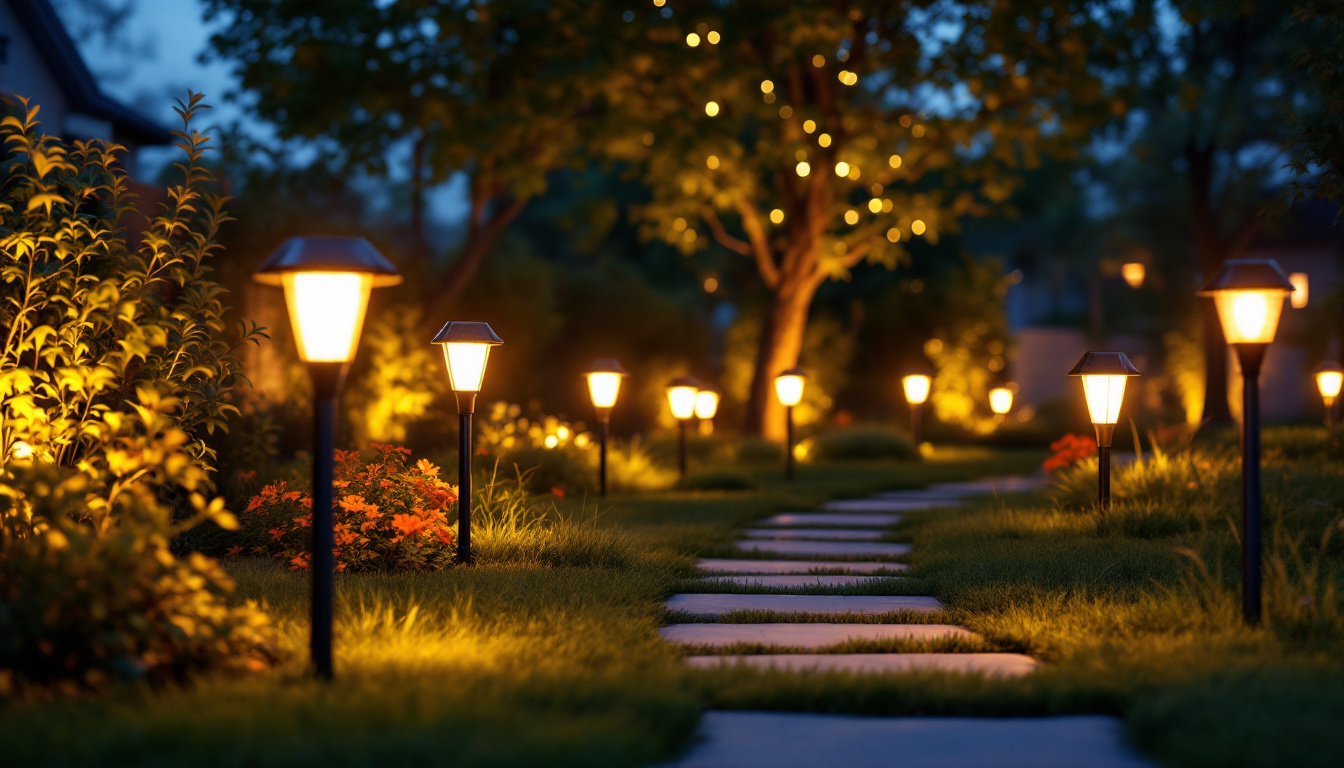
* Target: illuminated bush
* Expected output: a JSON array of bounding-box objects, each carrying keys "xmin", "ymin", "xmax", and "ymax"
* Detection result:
[{"xmin": 811, "ymin": 426, "xmax": 917, "ymax": 461}]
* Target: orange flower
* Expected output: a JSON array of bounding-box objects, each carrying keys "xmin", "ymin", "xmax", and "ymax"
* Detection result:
[
  {"xmin": 246, "ymin": 496, "xmax": 263, "ymax": 512},
  {"xmin": 336, "ymin": 562, "xmax": 347, "ymax": 572},
  {"xmin": 432, "ymin": 526, "xmax": 454, "ymax": 546},
  {"xmin": 269, "ymin": 527, "xmax": 284, "ymax": 541},
  {"xmin": 282, "ymin": 491, "xmax": 303, "ymax": 502},
  {"xmin": 391, "ymin": 513, "xmax": 431, "ymax": 541},
  {"xmin": 293, "ymin": 513, "xmax": 313, "ymax": 527},
  {"xmin": 415, "ymin": 458, "xmax": 440, "ymax": 477},
  {"xmin": 226, "ymin": 545, "xmax": 244, "ymax": 557},
  {"xmin": 551, "ymin": 487, "xmax": 565, "ymax": 498},
  {"xmin": 289, "ymin": 553, "xmax": 310, "ymax": 570}
]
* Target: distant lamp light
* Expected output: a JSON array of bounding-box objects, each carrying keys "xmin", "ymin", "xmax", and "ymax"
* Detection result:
[
  {"xmin": 432, "ymin": 321, "xmax": 504, "ymax": 567},
  {"xmin": 1198, "ymin": 258, "xmax": 1294, "ymax": 626},
  {"xmin": 667, "ymin": 376, "xmax": 700, "ymax": 479},
  {"xmin": 583, "ymin": 358, "xmax": 628, "ymax": 497},
  {"xmin": 1315, "ymin": 361, "xmax": 1343, "ymax": 429},
  {"xmin": 694, "ymin": 388, "xmax": 721, "ymax": 435},
  {"xmin": 1069, "ymin": 351, "xmax": 1141, "ymax": 511},
  {"xmin": 1121, "ymin": 262, "xmax": 1146, "ymax": 289},
  {"xmin": 253, "ymin": 236, "xmax": 401, "ymax": 681},
  {"xmin": 989, "ymin": 386, "xmax": 1014, "ymax": 418},
  {"xmin": 1289, "ymin": 272, "xmax": 1309, "ymax": 309},
  {"xmin": 901, "ymin": 372, "xmax": 932, "ymax": 445},
  {"xmin": 774, "ymin": 368, "xmax": 807, "ymax": 480}
]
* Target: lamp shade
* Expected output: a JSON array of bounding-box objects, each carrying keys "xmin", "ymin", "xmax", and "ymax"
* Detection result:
[
  {"xmin": 989, "ymin": 386, "xmax": 1014, "ymax": 415},
  {"xmin": 1068, "ymin": 351, "xmax": 1142, "ymax": 425},
  {"xmin": 694, "ymin": 388, "xmax": 721, "ymax": 420},
  {"xmin": 774, "ymin": 368, "xmax": 807, "ymax": 407},
  {"xmin": 432, "ymin": 321, "xmax": 503, "ymax": 393},
  {"xmin": 253, "ymin": 237, "xmax": 402, "ymax": 363},
  {"xmin": 1316, "ymin": 361, "xmax": 1344, "ymax": 401},
  {"xmin": 1122, "ymin": 262, "xmax": 1146, "ymax": 289},
  {"xmin": 1198, "ymin": 259, "xmax": 1294, "ymax": 345},
  {"xmin": 666, "ymin": 377, "xmax": 700, "ymax": 420},
  {"xmin": 583, "ymin": 358, "xmax": 628, "ymax": 409},
  {"xmin": 902, "ymin": 374, "xmax": 931, "ymax": 405}
]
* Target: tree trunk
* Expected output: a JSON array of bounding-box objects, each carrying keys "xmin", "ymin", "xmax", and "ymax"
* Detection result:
[
  {"xmin": 744, "ymin": 275, "xmax": 817, "ymax": 441},
  {"xmin": 1187, "ymin": 139, "xmax": 1234, "ymax": 426},
  {"xmin": 435, "ymin": 195, "xmax": 527, "ymax": 311},
  {"xmin": 1199, "ymin": 300, "xmax": 1230, "ymax": 424}
]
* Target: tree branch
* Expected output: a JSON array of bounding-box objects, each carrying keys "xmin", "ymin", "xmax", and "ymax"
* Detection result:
[{"xmin": 701, "ymin": 206, "xmax": 754, "ymax": 256}]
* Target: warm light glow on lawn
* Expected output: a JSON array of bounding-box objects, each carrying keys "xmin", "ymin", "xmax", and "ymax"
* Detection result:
[{"xmin": 283, "ymin": 272, "xmax": 372, "ymax": 362}]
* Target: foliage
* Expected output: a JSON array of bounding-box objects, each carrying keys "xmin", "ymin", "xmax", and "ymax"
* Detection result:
[
  {"xmin": 0, "ymin": 94, "xmax": 263, "ymax": 475},
  {"xmin": 1042, "ymin": 433, "xmax": 1098, "ymax": 473},
  {"xmin": 1163, "ymin": 325, "xmax": 1206, "ymax": 426},
  {"xmin": 811, "ymin": 426, "xmax": 916, "ymax": 462},
  {"xmin": 498, "ymin": 444, "xmax": 594, "ymax": 496},
  {"xmin": 1287, "ymin": 1, "xmax": 1344, "ymax": 206},
  {"xmin": 237, "ymin": 444, "xmax": 459, "ymax": 573},
  {"xmin": 606, "ymin": 436, "xmax": 679, "ymax": 493},
  {"xmin": 0, "ymin": 394, "xmax": 279, "ymax": 691},
  {"xmin": 348, "ymin": 305, "xmax": 447, "ymax": 445},
  {"xmin": 477, "ymin": 401, "xmax": 591, "ymax": 456},
  {"xmin": 920, "ymin": 259, "xmax": 1016, "ymax": 432},
  {"xmin": 722, "ymin": 310, "xmax": 855, "ymax": 428}
]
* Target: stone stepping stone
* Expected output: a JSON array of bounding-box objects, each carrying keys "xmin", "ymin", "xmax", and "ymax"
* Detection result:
[
  {"xmin": 741, "ymin": 528, "xmax": 883, "ymax": 541},
  {"xmin": 665, "ymin": 594, "xmax": 942, "ymax": 617},
  {"xmin": 684, "ymin": 652, "xmax": 1039, "ymax": 678},
  {"xmin": 671, "ymin": 711, "xmax": 1153, "ymax": 768},
  {"xmin": 761, "ymin": 512, "xmax": 902, "ymax": 527},
  {"xmin": 660, "ymin": 623, "xmax": 974, "ymax": 649},
  {"xmin": 697, "ymin": 559, "xmax": 908, "ymax": 575},
  {"xmin": 825, "ymin": 498, "xmax": 961, "ymax": 512},
  {"xmin": 923, "ymin": 475, "xmax": 1050, "ymax": 495},
  {"xmin": 735, "ymin": 540, "xmax": 912, "ymax": 557},
  {"xmin": 696, "ymin": 574, "xmax": 896, "ymax": 588}
]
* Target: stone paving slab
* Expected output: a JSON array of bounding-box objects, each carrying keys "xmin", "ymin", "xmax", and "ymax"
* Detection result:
[
  {"xmin": 920, "ymin": 475, "xmax": 1051, "ymax": 496},
  {"xmin": 696, "ymin": 574, "xmax": 897, "ymax": 588},
  {"xmin": 761, "ymin": 512, "xmax": 902, "ymax": 527},
  {"xmin": 660, "ymin": 623, "xmax": 975, "ymax": 648},
  {"xmin": 735, "ymin": 539, "xmax": 912, "ymax": 557},
  {"xmin": 684, "ymin": 652, "xmax": 1039, "ymax": 678},
  {"xmin": 697, "ymin": 559, "xmax": 909, "ymax": 575},
  {"xmin": 669, "ymin": 711, "xmax": 1152, "ymax": 768},
  {"xmin": 666, "ymin": 594, "xmax": 942, "ymax": 617},
  {"xmin": 741, "ymin": 528, "xmax": 883, "ymax": 541},
  {"xmin": 824, "ymin": 498, "xmax": 962, "ymax": 512}
]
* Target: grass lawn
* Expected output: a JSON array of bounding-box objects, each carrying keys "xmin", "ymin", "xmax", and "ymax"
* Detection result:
[{"xmin": 0, "ymin": 448, "xmax": 1042, "ymax": 768}]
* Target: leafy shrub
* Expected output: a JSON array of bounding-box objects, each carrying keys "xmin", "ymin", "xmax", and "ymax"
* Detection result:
[
  {"xmin": 607, "ymin": 436, "xmax": 678, "ymax": 492},
  {"xmin": 681, "ymin": 471, "xmax": 757, "ymax": 491},
  {"xmin": 1050, "ymin": 446, "xmax": 1238, "ymax": 515},
  {"xmin": 1259, "ymin": 425, "xmax": 1344, "ymax": 463},
  {"xmin": 0, "ymin": 399, "xmax": 280, "ymax": 691},
  {"xmin": 733, "ymin": 436, "xmax": 786, "ymax": 464},
  {"xmin": 811, "ymin": 426, "xmax": 916, "ymax": 461},
  {"xmin": 500, "ymin": 443, "xmax": 595, "ymax": 495},
  {"xmin": 0, "ymin": 95, "xmax": 276, "ymax": 690},
  {"xmin": 236, "ymin": 444, "xmax": 459, "ymax": 572}
]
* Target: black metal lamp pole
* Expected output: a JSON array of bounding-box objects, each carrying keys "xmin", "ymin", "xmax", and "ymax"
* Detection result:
[
  {"xmin": 678, "ymin": 418, "xmax": 688, "ymax": 479},
  {"xmin": 1234, "ymin": 343, "xmax": 1266, "ymax": 625},
  {"xmin": 598, "ymin": 416, "xmax": 611, "ymax": 496},
  {"xmin": 456, "ymin": 391, "xmax": 476, "ymax": 566},
  {"xmin": 910, "ymin": 402, "xmax": 921, "ymax": 446},
  {"xmin": 1094, "ymin": 422, "xmax": 1113, "ymax": 510},
  {"xmin": 253, "ymin": 235, "xmax": 402, "ymax": 681},
  {"xmin": 1198, "ymin": 258, "xmax": 1293, "ymax": 626},
  {"xmin": 785, "ymin": 404, "xmax": 796, "ymax": 480}
]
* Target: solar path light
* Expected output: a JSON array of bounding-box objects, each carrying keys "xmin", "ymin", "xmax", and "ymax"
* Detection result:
[
  {"xmin": 773, "ymin": 368, "xmax": 807, "ymax": 480},
  {"xmin": 666, "ymin": 377, "xmax": 699, "ymax": 479},
  {"xmin": 583, "ymin": 358, "xmax": 628, "ymax": 497},
  {"xmin": 901, "ymin": 372, "xmax": 931, "ymax": 445},
  {"xmin": 1068, "ymin": 351, "xmax": 1142, "ymax": 511}
]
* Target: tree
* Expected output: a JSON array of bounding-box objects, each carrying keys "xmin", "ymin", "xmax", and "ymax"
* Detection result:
[
  {"xmin": 1287, "ymin": 1, "xmax": 1344, "ymax": 208},
  {"xmin": 203, "ymin": 0, "xmax": 616, "ymax": 303},
  {"xmin": 600, "ymin": 0, "xmax": 1149, "ymax": 438}
]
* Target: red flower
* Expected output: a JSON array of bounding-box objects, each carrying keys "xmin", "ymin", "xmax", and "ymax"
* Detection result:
[
  {"xmin": 289, "ymin": 553, "xmax": 311, "ymax": 570},
  {"xmin": 551, "ymin": 487, "xmax": 566, "ymax": 498},
  {"xmin": 433, "ymin": 526, "xmax": 454, "ymax": 545},
  {"xmin": 225, "ymin": 545, "xmax": 244, "ymax": 557},
  {"xmin": 1043, "ymin": 433, "xmax": 1098, "ymax": 472}
]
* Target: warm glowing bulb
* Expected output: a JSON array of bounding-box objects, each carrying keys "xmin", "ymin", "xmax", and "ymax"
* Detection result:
[
  {"xmin": 707, "ymin": 30, "xmax": 720, "ymax": 44},
  {"xmin": 868, "ymin": 198, "xmax": 883, "ymax": 214},
  {"xmin": 774, "ymin": 374, "xmax": 805, "ymax": 407},
  {"xmin": 706, "ymin": 155, "xmax": 720, "ymax": 169},
  {"xmin": 818, "ymin": 133, "xmax": 832, "ymax": 147},
  {"xmin": 770, "ymin": 208, "xmax": 785, "ymax": 224},
  {"xmin": 796, "ymin": 161, "xmax": 810, "ymax": 177},
  {"xmin": 902, "ymin": 375, "xmax": 931, "ymax": 405},
  {"xmin": 761, "ymin": 80, "xmax": 774, "ymax": 94},
  {"xmin": 889, "ymin": 154, "xmax": 902, "ymax": 168},
  {"xmin": 989, "ymin": 387, "xmax": 1014, "ymax": 415},
  {"xmin": 1122, "ymin": 262, "xmax": 1145, "ymax": 288},
  {"xmin": 587, "ymin": 372, "xmax": 623, "ymax": 409},
  {"xmin": 1080, "ymin": 375, "xmax": 1127, "ymax": 424},
  {"xmin": 803, "ymin": 119, "xmax": 816, "ymax": 133},
  {"xmin": 1290, "ymin": 272, "xmax": 1309, "ymax": 309},
  {"xmin": 282, "ymin": 272, "xmax": 372, "ymax": 363},
  {"xmin": 911, "ymin": 220, "xmax": 927, "ymax": 236},
  {"xmin": 694, "ymin": 390, "xmax": 720, "ymax": 419},
  {"xmin": 544, "ymin": 434, "xmax": 559, "ymax": 449},
  {"xmin": 834, "ymin": 161, "xmax": 850, "ymax": 177},
  {"xmin": 705, "ymin": 101, "xmax": 719, "ymax": 116},
  {"xmin": 1317, "ymin": 371, "xmax": 1343, "ymax": 400},
  {"xmin": 886, "ymin": 227, "xmax": 901, "ymax": 242},
  {"xmin": 844, "ymin": 210, "xmax": 859, "ymax": 225},
  {"xmin": 667, "ymin": 385, "xmax": 699, "ymax": 420},
  {"xmin": 442, "ymin": 342, "xmax": 492, "ymax": 392},
  {"xmin": 686, "ymin": 32, "xmax": 701, "ymax": 46},
  {"xmin": 1211, "ymin": 289, "xmax": 1286, "ymax": 345}
]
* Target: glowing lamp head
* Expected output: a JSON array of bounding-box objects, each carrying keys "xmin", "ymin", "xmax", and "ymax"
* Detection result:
[
  {"xmin": 694, "ymin": 388, "xmax": 721, "ymax": 420},
  {"xmin": 1290, "ymin": 272, "xmax": 1309, "ymax": 309},
  {"xmin": 253, "ymin": 236, "xmax": 402, "ymax": 364},
  {"xmin": 582, "ymin": 358, "xmax": 628, "ymax": 411},
  {"xmin": 902, "ymin": 374, "xmax": 931, "ymax": 406},
  {"xmin": 989, "ymin": 386, "xmax": 1014, "ymax": 416},
  {"xmin": 1121, "ymin": 262, "xmax": 1146, "ymax": 289},
  {"xmin": 1068, "ymin": 351, "xmax": 1141, "ymax": 425},
  {"xmin": 666, "ymin": 377, "xmax": 700, "ymax": 420},
  {"xmin": 1198, "ymin": 260, "xmax": 1294, "ymax": 345},
  {"xmin": 1315, "ymin": 361, "xmax": 1344, "ymax": 404},
  {"xmin": 774, "ymin": 368, "xmax": 807, "ymax": 407},
  {"xmin": 431, "ymin": 321, "xmax": 503, "ymax": 393}
]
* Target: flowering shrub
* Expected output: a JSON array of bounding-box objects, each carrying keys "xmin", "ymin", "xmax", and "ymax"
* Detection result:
[
  {"xmin": 478, "ymin": 401, "xmax": 591, "ymax": 454},
  {"xmin": 1043, "ymin": 433, "xmax": 1098, "ymax": 473},
  {"xmin": 237, "ymin": 444, "xmax": 459, "ymax": 572}
]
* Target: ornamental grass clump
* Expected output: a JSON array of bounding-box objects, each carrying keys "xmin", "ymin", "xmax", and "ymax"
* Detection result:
[{"xmin": 236, "ymin": 444, "xmax": 459, "ymax": 572}]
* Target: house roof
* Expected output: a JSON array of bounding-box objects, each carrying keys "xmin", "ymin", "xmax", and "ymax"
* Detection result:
[{"xmin": 7, "ymin": 0, "xmax": 173, "ymax": 145}]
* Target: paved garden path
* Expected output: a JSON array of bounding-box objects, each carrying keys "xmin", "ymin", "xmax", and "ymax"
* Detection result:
[{"xmin": 663, "ymin": 473, "xmax": 1152, "ymax": 768}]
